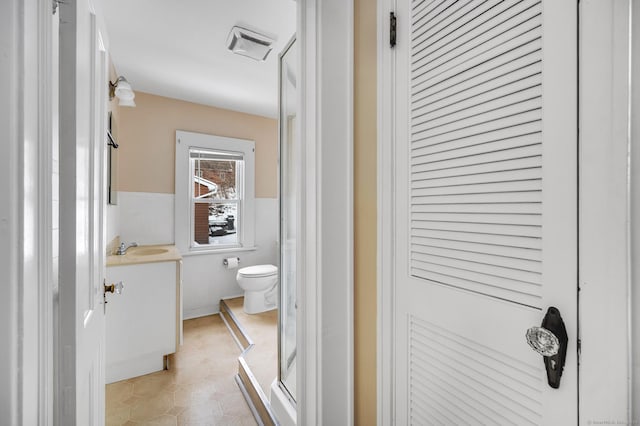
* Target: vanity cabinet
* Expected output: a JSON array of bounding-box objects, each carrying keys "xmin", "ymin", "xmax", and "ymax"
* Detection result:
[{"xmin": 105, "ymin": 254, "xmax": 182, "ymax": 383}]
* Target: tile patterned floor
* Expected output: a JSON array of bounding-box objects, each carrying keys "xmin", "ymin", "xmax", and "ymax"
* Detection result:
[
  {"xmin": 105, "ymin": 315, "xmax": 257, "ymax": 426},
  {"xmin": 224, "ymin": 297, "xmax": 278, "ymax": 398}
]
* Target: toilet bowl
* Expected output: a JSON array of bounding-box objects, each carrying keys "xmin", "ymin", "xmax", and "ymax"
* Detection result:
[{"xmin": 236, "ymin": 264, "xmax": 278, "ymax": 314}]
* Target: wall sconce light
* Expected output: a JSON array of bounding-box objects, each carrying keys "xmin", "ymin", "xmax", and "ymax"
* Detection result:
[{"xmin": 109, "ymin": 76, "xmax": 136, "ymax": 107}]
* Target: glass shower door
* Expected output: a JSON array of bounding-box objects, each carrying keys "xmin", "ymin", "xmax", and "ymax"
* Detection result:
[{"xmin": 279, "ymin": 37, "xmax": 297, "ymax": 402}]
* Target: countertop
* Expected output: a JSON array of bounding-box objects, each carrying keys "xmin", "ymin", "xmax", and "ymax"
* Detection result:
[{"xmin": 106, "ymin": 244, "xmax": 182, "ymax": 267}]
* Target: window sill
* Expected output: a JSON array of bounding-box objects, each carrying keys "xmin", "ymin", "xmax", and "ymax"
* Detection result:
[{"xmin": 181, "ymin": 246, "xmax": 258, "ymax": 257}]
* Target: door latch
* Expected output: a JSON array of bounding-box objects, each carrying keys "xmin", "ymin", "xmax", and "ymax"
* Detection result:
[
  {"xmin": 525, "ymin": 306, "xmax": 568, "ymax": 388},
  {"xmin": 104, "ymin": 281, "xmax": 124, "ymax": 295}
]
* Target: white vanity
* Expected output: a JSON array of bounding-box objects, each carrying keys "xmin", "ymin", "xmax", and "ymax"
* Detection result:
[{"xmin": 105, "ymin": 244, "xmax": 183, "ymax": 384}]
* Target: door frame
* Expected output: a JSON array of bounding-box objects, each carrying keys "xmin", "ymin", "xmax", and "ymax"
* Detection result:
[
  {"xmin": 376, "ymin": 0, "xmax": 636, "ymax": 424},
  {"xmin": 298, "ymin": 0, "xmax": 355, "ymax": 424},
  {"xmin": 579, "ymin": 0, "xmax": 637, "ymax": 421},
  {"xmin": 0, "ymin": 0, "xmax": 55, "ymax": 424},
  {"xmin": 3, "ymin": 1, "xmax": 356, "ymax": 424}
]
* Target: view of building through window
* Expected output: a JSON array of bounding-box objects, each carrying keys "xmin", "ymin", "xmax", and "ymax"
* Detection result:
[{"xmin": 191, "ymin": 149, "xmax": 243, "ymax": 247}]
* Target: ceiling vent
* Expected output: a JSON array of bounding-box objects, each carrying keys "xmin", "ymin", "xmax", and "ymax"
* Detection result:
[{"xmin": 226, "ymin": 26, "xmax": 275, "ymax": 61}]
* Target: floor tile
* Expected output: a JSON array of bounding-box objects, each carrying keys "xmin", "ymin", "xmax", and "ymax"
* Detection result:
[{"xmin": 106, "ymin": 315, "xmax": 257, "ymax": 426}]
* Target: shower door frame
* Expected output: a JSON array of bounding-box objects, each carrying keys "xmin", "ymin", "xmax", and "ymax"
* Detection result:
[{"xmin": 278, "ymin": 34, "xmax": 298, "ymax": 405}]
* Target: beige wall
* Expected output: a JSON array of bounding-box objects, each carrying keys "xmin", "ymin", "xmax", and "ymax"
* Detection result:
[
  {"xmin": 354, "ymin": 0, "xmax": 377, "ymax": 424},
  {"xmin": 116, "ymin": 91, "xmax": 278, "ymax": 197}
]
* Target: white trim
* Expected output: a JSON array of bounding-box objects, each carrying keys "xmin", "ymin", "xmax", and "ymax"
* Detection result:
[
  {"xmin": 631, "ymin": 0, "xmax": 640, "ymax": 417},
  {"xmin": 36, "ymin": 0, "xmax": 55, "ymax": 423},
  {"xmin": 0, "ymin": 1, "xmax": 23, "ymax": 422},
  {"xmin": 579, "ymin": 0, "xmax": 634, "ymax": 421},
  {"xmin": 298, "ymin": 0, "xmax": 354, "ymax": 424},
  {"xmin": 377, "ymin": 0, "xmax": 395, "ymax": 425},
  {"xmin": 297, "ymin": 1, "xmax": 318, "ymax": 423},
  {"xmin": 1, "ymin": 0, "xmax": 55, "ymax": 423}
]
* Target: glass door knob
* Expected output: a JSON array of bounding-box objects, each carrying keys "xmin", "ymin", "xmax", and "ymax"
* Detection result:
[{"xmin": 525, "ymin": 326, "xmax": 560, "ymax": 356}]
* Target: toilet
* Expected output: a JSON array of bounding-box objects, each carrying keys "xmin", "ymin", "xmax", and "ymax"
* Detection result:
[{"xmin": 236, "ymin": 264, "xmax": 278, "ymax": 314}]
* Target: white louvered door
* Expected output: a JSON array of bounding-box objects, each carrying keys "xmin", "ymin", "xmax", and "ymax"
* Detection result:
[{"xmin": 392, "ymin": 0, "xmax": 578, "ymax": 424}]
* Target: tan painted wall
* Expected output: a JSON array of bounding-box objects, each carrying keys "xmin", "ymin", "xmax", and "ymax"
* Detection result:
[
  {"xmin": 116, "ymin": 91, "xmax": 278, "ymax": 197},
  {"xmin": 354, "ymin": 0, "xmax": 377, "ymax": 424}
]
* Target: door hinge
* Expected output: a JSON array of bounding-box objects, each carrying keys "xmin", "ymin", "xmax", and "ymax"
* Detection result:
[{"xmin": 390, "ymin": 12, "xmax": 397, "ymax": 48}]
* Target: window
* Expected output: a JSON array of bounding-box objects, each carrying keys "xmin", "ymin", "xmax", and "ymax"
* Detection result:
[{"xmin": 175, "ymin": 131, "xmax": 255, "ymax": 253}]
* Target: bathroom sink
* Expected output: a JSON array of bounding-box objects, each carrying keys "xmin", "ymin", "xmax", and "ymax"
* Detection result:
[{"xmin": 129, "ymin": 247, "xmax": 169, "ymax": 256}]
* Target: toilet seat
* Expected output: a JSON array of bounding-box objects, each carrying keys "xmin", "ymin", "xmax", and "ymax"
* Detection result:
[{"xmin": 237, "ymin": 264, "xmax": 278, "ymax": 278}]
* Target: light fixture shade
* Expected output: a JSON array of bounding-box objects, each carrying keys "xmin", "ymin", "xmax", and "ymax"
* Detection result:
[
  {"xmin": 114, "ymin": 76, "xmax": 136, "ymax": 107},
  {"xmin": 118, "ymin": 97, "xmax": 136, "ymax": 107},
  {"xmin": 226, "ymin": 26, "xmax": 274, "ymax": 61}
]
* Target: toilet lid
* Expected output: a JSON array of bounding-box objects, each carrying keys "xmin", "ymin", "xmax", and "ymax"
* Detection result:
[{"xmin": 237, "ymin": 264, "xmax": 278, "ymax": 278}]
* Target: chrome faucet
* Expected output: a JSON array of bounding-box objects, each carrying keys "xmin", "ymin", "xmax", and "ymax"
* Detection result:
[{"xmin": 116, "ymin": 242, "xmax": 138, "ymax": 255}]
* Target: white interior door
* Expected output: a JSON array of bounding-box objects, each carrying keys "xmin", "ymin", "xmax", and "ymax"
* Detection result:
[
  {"xmin": 392, "ymin": 0, "xmax": 578, "ymax": 423},
  {"xmin": 59, "ymin": 0, "xmax": 108, "ymax": 424}
]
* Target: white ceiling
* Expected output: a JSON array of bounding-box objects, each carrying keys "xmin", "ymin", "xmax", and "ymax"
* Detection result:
[{"xmin": 99, "ymin": 0, "xmax": 296, "ymax": 118}]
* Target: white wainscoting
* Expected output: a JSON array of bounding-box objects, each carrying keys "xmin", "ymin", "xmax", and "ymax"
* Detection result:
[
  {"xmin": 108, "ymin": 192, "xmax": 279, "ymax": 318},
  {"xmin": 106, "ymin": 203, "xmax": 119, "ymax": 247}
]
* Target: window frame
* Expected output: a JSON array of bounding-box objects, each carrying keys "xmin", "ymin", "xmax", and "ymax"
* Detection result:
[{"xmin": 175, "ymin": 130, "xmax": 255, "ymax": 255}]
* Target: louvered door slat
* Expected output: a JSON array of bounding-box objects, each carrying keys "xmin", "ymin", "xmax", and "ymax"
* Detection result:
[
  {"xmin": 412, "ymin": 120, "xmax": 540, "ymax": 155},
  {"xmin": 412, "ymin": 98, "xmax": 541, "ymax": 141},
  {"xmin": 411, "ymin": 322, "xmax": 543, "ymax": 408},
  {"xmin": 412, "ymin": 236, "xmax": 542, "ymax": 262},
  {"xmin": 412, "ymin": 212, "xmax": 541, "ymax": 226},
  {"xmin": 412, "ymin": 143, "xmax": 541, "ymax": 171},
  {"xmin": 412, "ymin": 382, "xmax": 479, "ymax": 424},
  {"xmin": 410, "ymin": 266, "xmax": 541, "ymax": 307},
  {"xmin": 412, "ymin": 167, "xmax": 542, "ymax": 189},
  {"xmin": 413, "ymin": 0, "xmax": 455, "ymax": 25},
  {"xmin": 412, "ymin": 68, "xmax": 542, "ymax": 127},
  {"xmin": 412, "ymin": 202, "xmax": 542, "ymax": 215},
  {"xmin": 412, "ymin": 0, "xmax": 502, "ymax": 51},
  {"xmin": 411, "ymin": 156, "xmax": 541, "ymax": 181},
  {"xmin": 409, "ymin": 0, "xmax": 544, "ymax": 308},
  {"xmin": 412, "ymin": 53, "xmax": 541, "ymax": 116},
  {"xmin": 412, "ymin": 228, "xmax": 541, "ymax": 250},
  {"xmin": 413, "ymin": 0, "xmax": 541, "ymax": 73},
  {"xmin": 413, "ymin": 109, "xmax": 541, "ymax": 147},
  {"xmin": 412, "ymin": 251, "xmax": 541, "ymax": 284},
  {"xmin": 412, "ymin": 0, "xmax": 480, "ymax": 45},
  {"xmin": 411, "ymin": 338, "xmax": 542, "ymax": 414},
  {"xmin": 413, "ymin": 86, "xmax": 542, "ymax": 140},
  {"xmin": 412, "ymin": 12, "xmax": 541, "ymax": 88},
  {"xmin": 411, "ymin": 243, "xmax": 541, "ymax": 272},
  {"xmin": 413, "ymin": 191, "xmax": 541, "ymax": 205},
  {"xmin": 412, "ymin": 177, "xmax": 540, "ymax": 197},
  {"xmin": 412, "ymin": 36, "xmax": 542, "ymax": 103}
]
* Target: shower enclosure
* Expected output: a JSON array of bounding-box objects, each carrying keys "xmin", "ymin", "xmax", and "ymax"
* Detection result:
[{"xmin": 279, "ymin": 36, "xmax": 298, "ymax": 404}]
